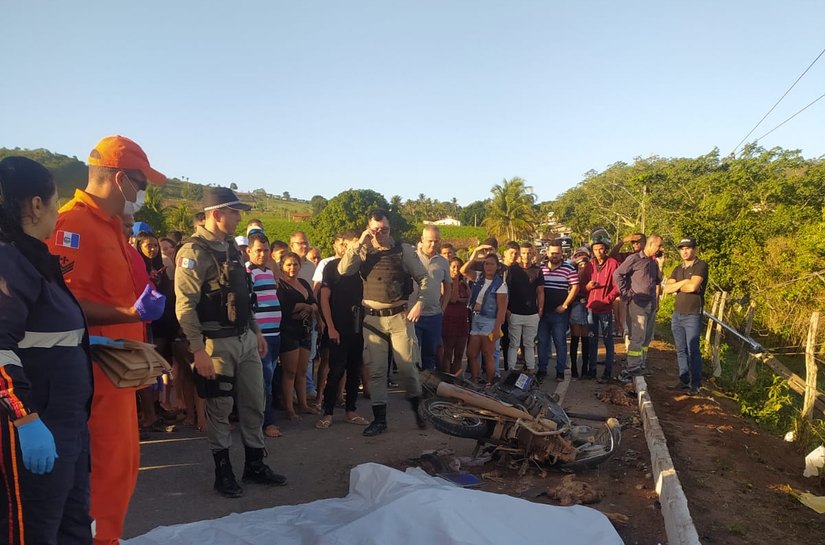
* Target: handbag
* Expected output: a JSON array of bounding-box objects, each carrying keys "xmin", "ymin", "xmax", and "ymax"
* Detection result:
[{"xmin": 91, "ymin": 339, "xmax": 171, "ymax": 388}]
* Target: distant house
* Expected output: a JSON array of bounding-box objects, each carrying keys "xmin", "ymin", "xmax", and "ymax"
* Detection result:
[
  {"xmin": 425, "ymin": 216, "xmax": 461, "ymax": 226},
  {"xmin": 291, "ymin": 212, "xmax": 313, "ymax": 222}
]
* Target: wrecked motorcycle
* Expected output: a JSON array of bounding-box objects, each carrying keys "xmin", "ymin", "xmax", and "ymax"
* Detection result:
[{"xmin": 420, "ymin": 370, "xmax": 621, "ymax": 473}]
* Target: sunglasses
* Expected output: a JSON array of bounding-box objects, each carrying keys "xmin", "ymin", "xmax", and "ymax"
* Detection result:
[
  {"xmin": 631, "ymin": 239, "xmax": 643, "ymax": 244},
  {"xmin": 371, "ymin": 227, "xmax": 390, "ymax": 234}
]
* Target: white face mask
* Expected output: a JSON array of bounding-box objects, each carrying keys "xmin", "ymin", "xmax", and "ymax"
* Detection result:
[{"xmin": 120, "ymin": 174, "xmax": 147, "ymax": 215}]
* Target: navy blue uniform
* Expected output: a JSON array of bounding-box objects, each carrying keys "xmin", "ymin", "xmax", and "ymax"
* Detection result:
[{"xmin": 0, "ymin": 236, "xmax": 93, "ymax": 545}]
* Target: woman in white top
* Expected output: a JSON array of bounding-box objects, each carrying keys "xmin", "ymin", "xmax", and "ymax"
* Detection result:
[{"xmin": 465, "ymin": 253, "xmax": 507, "ymax": 383}]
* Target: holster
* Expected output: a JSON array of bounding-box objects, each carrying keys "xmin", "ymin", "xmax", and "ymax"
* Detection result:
[{"xmin": 194, "ymin": 373, "xmax": 236, "ymax": 399}]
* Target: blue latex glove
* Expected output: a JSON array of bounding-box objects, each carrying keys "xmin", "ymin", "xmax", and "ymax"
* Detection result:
[
  {"xmin": 134, "ymin": 283, "xmax": 166, "ymax": 321},
  {"xmin": 89, "ymin": 336, "xmax": 125, "ymax": 348},
  {"xmin": 16, "ymin": 418, "xmax": 58, "ymax": 474}
]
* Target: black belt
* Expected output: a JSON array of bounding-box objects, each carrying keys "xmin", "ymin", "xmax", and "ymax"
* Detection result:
[
  {"xmin": 363, "ymin": 304, "xmax": 407, "ymax": 317},
  {"xmin": 203, "ymin": 327, "xmax": 248, "ymax": 340}
]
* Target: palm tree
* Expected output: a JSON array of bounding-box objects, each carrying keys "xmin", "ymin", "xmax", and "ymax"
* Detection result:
[{"xmin": 482, "ymin": 177, "xmax": 537, "ymax": 242}]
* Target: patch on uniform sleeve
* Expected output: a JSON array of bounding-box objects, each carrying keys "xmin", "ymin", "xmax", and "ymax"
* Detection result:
[
  {"xmin": 59, "ymin": 255, "xmax": 75, "ymax": 275},
  {"xmin": 55, "ymin": 230, "xmax": 80, "ymax": 249},
  {"xmin": 178, "ymin": 256, "xmax": 197, "ymax": 269}
]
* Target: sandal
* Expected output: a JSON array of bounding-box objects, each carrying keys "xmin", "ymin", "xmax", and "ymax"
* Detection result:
[
  {"xmin": 315, "ymin": 417, "xmax": 332, "ymax": 429},
  {"xmin": 264, "ymin": 425, "xmax": 283, "ymax": 438},
  {"xmin": 345, "ymin": 414, "xmax": 369, "ymax": 426}
]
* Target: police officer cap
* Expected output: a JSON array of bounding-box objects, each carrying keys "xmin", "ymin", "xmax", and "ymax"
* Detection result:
[{"xmin": 204, "ymin": 187, "xmax": 252, "ymax": 212}]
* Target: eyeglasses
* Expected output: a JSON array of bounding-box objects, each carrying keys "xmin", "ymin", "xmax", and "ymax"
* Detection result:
[
  {"xmin": 372, "ymin": 227, "xmax": 390, "ymax": 234},
  {"xmin": 631, "ymin": 239, "xmax": 643, "ymax": 244},
  {"xmin": 124, "ymin": 173, "xmax": 148, "ymax": 191}
]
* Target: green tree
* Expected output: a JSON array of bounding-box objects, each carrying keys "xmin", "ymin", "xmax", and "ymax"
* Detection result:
[
  {"xmin": 180, "ymin": 183, "xmax": 203, "ymax": 202},
  {"xmin": 229, "ymin": 182, "xmax": 238, "ymax": 190},
  {"xmin": 483, "ymin": 177, "xmax": 536, "ymax": 242},
  {"xmin": 459, "ymin": 199, "xmax": 489, "ymax": 226},
  {"xmin": 310, "ymin": 195, "xmax": 328, "ymax": 215},
  {"xmin": 309, "ymin": 189, "xmax": 412, "ymax": 255},
  {"xmin": 135, "ymin": 185, "xmax": 166, "ymax": 234},
  {"xmin": 163, "ymin": 204, "xmax": 194, "ymax": 234}
]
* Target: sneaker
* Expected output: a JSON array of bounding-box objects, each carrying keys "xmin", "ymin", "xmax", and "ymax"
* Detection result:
[
  {"xmin": 555, "ymin": 372, "xmax": 565, "ymax": 382},
  {"xmin": 667, "ymin": 382, "xmax": 690, "ymax": 390},
  {"xmin": 535, "ymin": 370, "xmax": 547, "ymax": 384},
  {"xmin": 596, "ymin": 374, "xmax": 610, "ymax": 384},
  {"xmin": 387, "ymin": 379, "xmax": 399, "ymax": 388},
  {"xmin": 687, "ymin": 386, "xmax": 701, "ymax": 396}
]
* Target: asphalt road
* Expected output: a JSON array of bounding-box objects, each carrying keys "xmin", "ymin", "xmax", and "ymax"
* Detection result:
[
  {"xmin": 124, "ymin": 361, "xmax": 616, "ymax": 539},
  {"xmin": 124, "ymin": 387, "xmax": 475, "ymax": 538}
]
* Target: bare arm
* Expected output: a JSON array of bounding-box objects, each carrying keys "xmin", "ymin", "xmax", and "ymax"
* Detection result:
[
  {"xmin": 494, "ymin": 292, "xmax": 508, "ymax": 339},
  {"xmin": 559, "ymin": 283, "xmax": 580, "ymax": 312},
  {"xmin": 319, "ymin": 286, "xmax": 339, "ymax": 343},
  {"xmin": 536, "ymin": 284, "xmax": 544, "ymax": 316}
]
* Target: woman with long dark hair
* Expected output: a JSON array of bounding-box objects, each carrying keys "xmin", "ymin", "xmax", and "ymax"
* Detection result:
[
  {"xmin": 0, "ymin": 156, "xmax": 94, "ymax": 544},
  {"xmin": 441, "ymin": 257, "xmax": 470, "ymax": 373},
  {"xmin": 277, "ymin": 252, "xmax": 320, "ymax": 420}
]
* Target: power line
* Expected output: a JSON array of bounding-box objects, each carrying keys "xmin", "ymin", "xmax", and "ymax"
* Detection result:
[
  {"xmin": 731, "ymin": 46, "xmax": 825, "ymax": 156},
  {"xmin": 753, "ymin": 90, "xmax": 825, "ymax": 143}
]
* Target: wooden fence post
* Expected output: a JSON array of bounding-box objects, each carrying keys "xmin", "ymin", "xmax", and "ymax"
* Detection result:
[
  {"xmin": 736, "ymin": 301, "xmax": 757, "ymax": 380},
  {"xmin": 802, "ymin": 312, "xmax": 820, "ymax": 421},
  {"xmin": 711, "ymin": 291, "xmax": 727, "ymax": 378},
  {"xmin": 705, "ymin": 291, "xmax": 721, "ymax": 346}
]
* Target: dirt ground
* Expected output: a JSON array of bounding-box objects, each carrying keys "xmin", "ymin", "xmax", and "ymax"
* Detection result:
[{"xmin": 641, "ymin": 339, "xmax": 825, "ymax": 545}]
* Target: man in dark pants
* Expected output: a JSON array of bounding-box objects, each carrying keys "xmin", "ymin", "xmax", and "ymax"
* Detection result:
[
  {"xmin": 316, "ymin": 231, "xmax": 370, "ymax": 428},
  {"xmin": 338, "ymin": 208, "xmax": 431, "ymax": 436},
  {"xmin": 664, "ymin": 237, "xmax": 708, "ymax": 395},
  {"xmin": 613, "ymin": 235, "xmax": 663, "ymax": 380},
  {"xmin": 175, "ymin": 187, "xmax": 286, "ymax": 497}
]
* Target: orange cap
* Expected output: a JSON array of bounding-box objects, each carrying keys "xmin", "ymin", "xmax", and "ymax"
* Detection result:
[{"xmin": 87, "ymin": 135, "xmax": 166, "ymax": 184}]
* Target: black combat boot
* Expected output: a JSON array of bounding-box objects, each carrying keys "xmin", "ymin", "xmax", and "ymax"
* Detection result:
[
  {"xmin": 242, "ymin": 447, "xmax": 287, "ymax": 486},
  {"xmin": 409, "ymin": 396, "xmax": 427, "ymax": 429},
  {"xmin": 363, "ymin": 403, "xmax": 388, "ymax": 437},
  {"xmin": 213, "ymin": 449, "xmax": 243, "ymax": 498}
]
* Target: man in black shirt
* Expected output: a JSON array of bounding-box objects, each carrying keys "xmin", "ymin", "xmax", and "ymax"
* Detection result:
[
  {"xmin": 663, "ymin": 237, "xmax": 708, "ymax": 395},
  {"xmin": 504, "ymin": 242, "xmax": 544, "ymax": 371},
  {"xmin": 317, "ymin": 231, "xmax": 370, "ymax": 428}
]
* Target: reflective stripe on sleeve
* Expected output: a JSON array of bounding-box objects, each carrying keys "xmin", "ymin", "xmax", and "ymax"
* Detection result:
[
  {"xmin": 0, "ymin": 350, "xmax": 22, "ymax": 367},
  {"xmin": 17, "ymin": 328, "xmax": 85, "ymax": 349}
]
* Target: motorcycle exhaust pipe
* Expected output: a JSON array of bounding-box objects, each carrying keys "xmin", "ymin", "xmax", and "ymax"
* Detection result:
[{"xmin": 435, "ymin": 382, "xmax": 558, "ymax": 431}]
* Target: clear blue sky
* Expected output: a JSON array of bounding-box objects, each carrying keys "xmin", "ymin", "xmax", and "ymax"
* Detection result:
[{"xmin": 3, "ymin": 1, "xmax": 824, "ymax": 204}]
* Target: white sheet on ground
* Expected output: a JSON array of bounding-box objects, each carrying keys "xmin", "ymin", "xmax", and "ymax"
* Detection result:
[{"xmin": 124, "ymin": 463, "xmax": 624, "ymax": 545}]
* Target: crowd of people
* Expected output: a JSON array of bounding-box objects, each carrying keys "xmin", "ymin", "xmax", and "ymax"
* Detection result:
[{"xmin": 0, "ymin": 135, "xmax": 709, "ymax": 544}]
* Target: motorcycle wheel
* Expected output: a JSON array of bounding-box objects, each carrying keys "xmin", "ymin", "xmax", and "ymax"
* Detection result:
[
  {"xmin": 558, "ymin": 417, "xmax": 622, "ymax": 471},
  {"xmin": 422, "ymin": 398, "xmax": 491, "ymax": 440}
]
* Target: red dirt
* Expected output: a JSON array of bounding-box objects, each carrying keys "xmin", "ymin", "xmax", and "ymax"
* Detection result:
[{"xmin": 644, "ymin": 339, "xmax": 825, "ymax": 544}]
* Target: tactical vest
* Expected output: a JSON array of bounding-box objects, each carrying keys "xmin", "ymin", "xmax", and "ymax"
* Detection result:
[
  {"xmin": 185, "ymin": 236, "xmax": 255, "ymax": 334},
  {"xmin": 360, "ymin": 242, "xmax": 413, "ymax": 304}
]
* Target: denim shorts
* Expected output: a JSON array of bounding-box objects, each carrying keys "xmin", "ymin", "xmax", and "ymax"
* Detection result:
[{"xmin": 469, "ymin": 313, "xmax": 496, "ymax": 336}]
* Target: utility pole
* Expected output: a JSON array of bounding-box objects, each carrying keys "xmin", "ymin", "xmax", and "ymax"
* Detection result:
[{"xmin": 640, "ymin": 184, "xmax": 648, "ymax": 233}]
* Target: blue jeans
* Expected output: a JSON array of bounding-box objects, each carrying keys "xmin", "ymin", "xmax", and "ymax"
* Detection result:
[
  {"xmin": 588, "ymin": 311, "xmax": 614, "ymax": 376},
  {"xmin": 261, "ymin": 335, "xmax": 281, "ymax": 427},
  {"xmin": 538, "ymin": 311, "xmax": 569, "ymax": 374},
  {"xmin": 306, "ymin": 325, "xmax": 318, "ymax": 393},
  {"xmin": 415, "ymin": 314, "xmax": 443, "ymax": 371},
  {"xmin": 671, "ymin": 312, "xmax": 702, "ymax": 388}
]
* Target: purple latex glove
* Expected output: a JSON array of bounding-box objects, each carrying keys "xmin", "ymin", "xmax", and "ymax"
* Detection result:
[{"xmin": 134, "ymin": 283, "xmax": 166, "ymax": 321}]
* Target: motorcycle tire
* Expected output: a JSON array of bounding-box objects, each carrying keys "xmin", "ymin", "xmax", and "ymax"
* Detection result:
[
  {"xmin": 422, "ymin": 398, "xmax": 491, "ymax": 440},
  {"xmin": 558, "ymin": 417, "xmax": 622, "ymax": 471}
]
